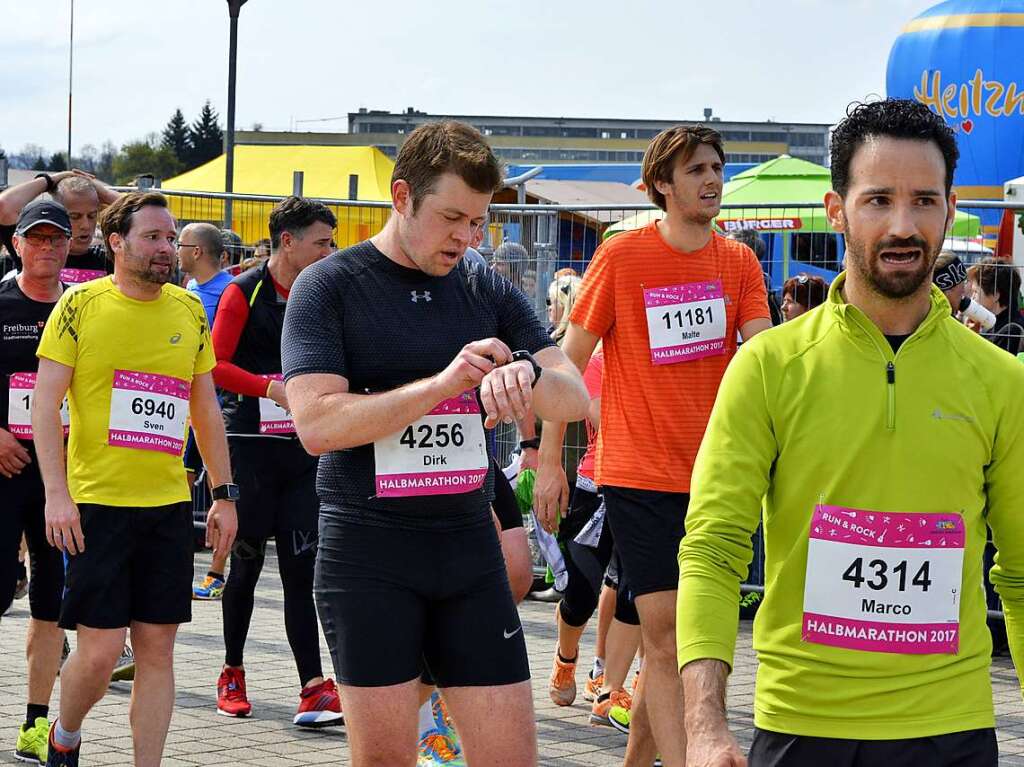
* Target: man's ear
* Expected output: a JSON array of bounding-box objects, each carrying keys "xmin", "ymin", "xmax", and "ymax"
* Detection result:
[
  {"xmin": 109, "ymin": 231, "xmax": 124, "ymax": 256},
  {"xmin": 944, "ymin": 191, "xmax": 957, "ymax": 237},
  {"xmin": 392, "ymin": 180, "xmax": 412, "ymax": 217},
  {"xmin": 825, "ymin": 190, "xmax": 846, "ymax": 234}
]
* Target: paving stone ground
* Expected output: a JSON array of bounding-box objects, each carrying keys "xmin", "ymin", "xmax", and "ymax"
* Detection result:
[{"xmin": 2, "ymin": 548, "xmax": 1023, "ymax": 765}]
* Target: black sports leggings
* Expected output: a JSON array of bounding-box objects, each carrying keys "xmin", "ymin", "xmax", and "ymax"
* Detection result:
[
  {"xmin": 557, "ymin": 485, "xmax": 639, "ymax": 628},
  {"xmin": 222, "ymin": 531, "xmax": 323, "ymax": 686}
]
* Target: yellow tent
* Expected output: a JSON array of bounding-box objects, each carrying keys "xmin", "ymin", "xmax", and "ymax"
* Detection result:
[{"xmin": 161, "ymin": 145, "xmax": 395, "ymax": 247}]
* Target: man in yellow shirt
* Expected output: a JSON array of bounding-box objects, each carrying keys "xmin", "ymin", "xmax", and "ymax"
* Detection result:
[{"xmin": 32, "ymin": 191, "xmax": 238, "ymax": 767}]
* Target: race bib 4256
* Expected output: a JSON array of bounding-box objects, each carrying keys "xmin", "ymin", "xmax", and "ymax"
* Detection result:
[
  {"xmin": 802, "ymin": 505, "xmax": 964, "ymax": 655},
  {"xmin": 374, "ymin": 391, "xmax": 488, "ymax": 498}
]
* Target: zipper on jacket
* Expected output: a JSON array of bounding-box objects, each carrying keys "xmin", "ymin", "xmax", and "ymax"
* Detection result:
[{"xmin": 885, "ymin": 362, "xmax": 895, "ymax": 429}]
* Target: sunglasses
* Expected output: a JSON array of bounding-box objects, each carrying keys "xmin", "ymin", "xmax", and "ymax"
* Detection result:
[{"xmin": 24, "ymin": 232, "xmax": 70, "ymax": 247}]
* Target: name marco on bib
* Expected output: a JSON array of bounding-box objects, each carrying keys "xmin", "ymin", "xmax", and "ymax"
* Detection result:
[{"xmin": 802, "ymin": 505, "xmax": 965, "ymax": 655}]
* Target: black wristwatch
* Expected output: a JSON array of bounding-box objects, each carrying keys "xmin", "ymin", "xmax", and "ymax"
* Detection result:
[
  {"xmin": 511, "ymin": 350, "xmax": 542, "ymax": 388},
  {"xmin": 211, "ymin": 483, "xmax": 240, "ymax": 502},
  {"xmin": 34, "ymin": 173, "xmax": 56, "ymax": 194},
  {"xmin": 519, "ymin": 437, "xmax": 541, "ymax": 451}
]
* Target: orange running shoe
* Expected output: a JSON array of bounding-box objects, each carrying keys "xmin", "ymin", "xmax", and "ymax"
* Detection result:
[
  {"xmin": 589, "ymin": 688, "xmax": 631, "ymax": 727},
  {"xmin": 583, "ymin": 670, "xmax": 604, "ymax": 702},
  {"xmin": 548, "ymin": 652, "xmax": 577, "ymax": 706}
]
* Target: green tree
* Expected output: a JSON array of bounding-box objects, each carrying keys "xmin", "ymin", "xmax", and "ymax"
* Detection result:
[
  {"xmin": 112, "ymin": 140, "xmax": 182, "ymax": 185},
  {"xmin": 187, "ymin": 100, "xmax": 224, "ymax": 167},
  {"xmin": 94, "ymin": 141, "xmax": 117, "ymax": 182},
  {"xmin": 48, "ymin": 152, "xmax": 68, "ymax": 172},
  {"xmin": 162, "ymin": 108, "xmax": 191, "ymax": 165},
  {"xmin": 32, "ymin": 155, "xmax": 47, "ymax": 171}
]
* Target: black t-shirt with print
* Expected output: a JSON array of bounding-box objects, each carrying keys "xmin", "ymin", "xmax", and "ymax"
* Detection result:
[{"xmin": 0, "ymin": 278, "xmax": 59, "ymax": 437}]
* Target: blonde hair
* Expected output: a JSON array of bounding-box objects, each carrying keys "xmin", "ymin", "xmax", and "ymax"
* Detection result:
[{"xmin": 548, "ymin": 275, "xmax": 582, "ymax": 345}]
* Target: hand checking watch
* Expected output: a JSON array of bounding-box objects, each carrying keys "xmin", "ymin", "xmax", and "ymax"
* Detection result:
[
  {"xmin": 510, "ymin": 350, "xmax": 542, "ymax": 388},
  {"xmin": 211, "ymin": 483, "xmax": 240, "ymax": 502}
]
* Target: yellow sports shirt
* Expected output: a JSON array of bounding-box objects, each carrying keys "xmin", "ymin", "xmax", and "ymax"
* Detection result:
[{"xmin": 37, "ymin": 277, "xmax": 215, "ymax": 507}]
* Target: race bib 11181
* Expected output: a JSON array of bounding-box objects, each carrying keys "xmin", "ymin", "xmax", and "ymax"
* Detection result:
[{"xmin": 643, "ymin": 281, "xmax": 727, "ymax": 365}]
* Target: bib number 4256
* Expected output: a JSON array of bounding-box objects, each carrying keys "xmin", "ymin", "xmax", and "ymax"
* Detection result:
[{"xmin": 399, "ymin": 422, "xmax": 465, "ymax": 449}]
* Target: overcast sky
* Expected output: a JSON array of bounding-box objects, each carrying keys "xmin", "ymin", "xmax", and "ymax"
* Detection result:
[{"xmin": 2, "ymin": 0, "xmax": 939, "ymax": 157}]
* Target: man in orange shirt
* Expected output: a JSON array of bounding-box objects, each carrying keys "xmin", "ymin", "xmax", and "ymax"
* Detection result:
[{"xmin": 535, "ymin": 126, "xmax": 771, "ymax": 767}]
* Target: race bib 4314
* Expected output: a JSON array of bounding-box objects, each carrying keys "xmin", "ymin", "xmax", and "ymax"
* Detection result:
[{"xmin": 802, "ymin": 505, "xmax": 964, "ymax": 655}]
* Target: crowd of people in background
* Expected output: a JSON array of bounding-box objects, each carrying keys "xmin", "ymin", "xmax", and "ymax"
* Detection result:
[{"xmin": 0, "ymin": 99, "xmax": 1023, "ymax": 767}]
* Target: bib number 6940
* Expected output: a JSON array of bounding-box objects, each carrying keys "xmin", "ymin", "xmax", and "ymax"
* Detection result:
[{"xmin": 130, "ymin": 396, "xmax": 175, "ymax": 420}]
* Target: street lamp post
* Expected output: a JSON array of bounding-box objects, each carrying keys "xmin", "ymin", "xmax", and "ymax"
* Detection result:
[{"xmin": 224, "ymin": 0, "xmax": 248, "ymax": 230}]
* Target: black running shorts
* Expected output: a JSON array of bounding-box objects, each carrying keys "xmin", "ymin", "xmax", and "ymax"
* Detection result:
[
  {"xmin": 0, "ymin": 462, "xmax": 65, "ymax": 621},
  {"xmin": 602, "ymin": 486, "xmax": 688, "ymax": 599},
  {"xmin": 59, "ymin": 502, "xmax": 193, "ymax": 630},
  {"xmin": 315, "ymin": 506, "xmax": 531, "ymax": 688},
  {"xmin": 748, "ymin": 727, "xmax": 997, "ymax": 767},
  {"xmin": 230, "ymin": 437, "xmax": 319, "ymax": 540}
]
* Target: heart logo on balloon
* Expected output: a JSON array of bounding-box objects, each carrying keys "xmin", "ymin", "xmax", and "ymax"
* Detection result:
[{"xmin": 961, "ymin": 119, "xmax": 974, "ymax": 134}]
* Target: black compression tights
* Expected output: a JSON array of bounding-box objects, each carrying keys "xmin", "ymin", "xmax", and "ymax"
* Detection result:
[{"xmin": 222, "ymin": 531, "xmax": 323, "ymax": 686}]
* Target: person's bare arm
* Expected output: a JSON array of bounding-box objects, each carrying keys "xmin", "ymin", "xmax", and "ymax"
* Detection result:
[
  {"xmin": 31, "ymin": 359, "xmax": 82, "ymax": 554},
  {"xmin": 534, "ymin": 323, "xmax": 600, "ymax": 532},
  {"xmin": 189, "ymin": 371, "xmax": 237, "ymax": 557},
  {"xmin": 511, "ymin": 345, "xmax": 589, "ymax": 424},
  {"xmin": 739, "ymin": 317, "xmax": 772, "ymax": 341},
  {"xmin": 0, "ymin": 173, "xmax": 70, "ymax": 224},
  {"xmin": 288, "ymin": 338, "xmax": 510, "ymax": 455},
  {"xmin": 89, "ymin": 174, "xmax": 121, "ymax": 207},
  {"xmin": 681, "ymin": 659, "xmax": 747, "ymax": 767}
]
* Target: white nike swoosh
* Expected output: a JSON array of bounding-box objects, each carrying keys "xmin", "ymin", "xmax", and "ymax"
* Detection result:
[{"xmin": 503, "ymin": 626, "xmax": 522, "ymax": 639}]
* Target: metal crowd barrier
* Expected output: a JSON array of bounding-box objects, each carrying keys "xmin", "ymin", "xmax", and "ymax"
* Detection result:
[{"xmin": 152, "ymin": 188, "xmax": 1021, "ymax": 620}]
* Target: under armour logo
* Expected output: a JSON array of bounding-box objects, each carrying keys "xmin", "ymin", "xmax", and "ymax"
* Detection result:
[
  {"xmin": 169, "ymin": 333, "xmax": 182, "ymax": 344},
  {"xmin": 410, "ymin": 291, "xmax": 432, "ymax": 303}
]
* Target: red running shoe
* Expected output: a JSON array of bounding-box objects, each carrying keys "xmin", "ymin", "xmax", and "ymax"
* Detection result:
[
  {"xmin": 217, "ymin": 667, "xmax": 252, "ymax": 718},
  {"xmin": 294, "ymin": 678, "xmax": 344, "ymax": 728}
]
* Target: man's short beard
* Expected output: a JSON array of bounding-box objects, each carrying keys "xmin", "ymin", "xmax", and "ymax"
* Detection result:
[
  {"xmin": 844, "ymin": 230, "xmax": 939, "ymax": 300},
  {"xmin": 122, "ymin": 241, "xmax": 171, "ymax": 285}
]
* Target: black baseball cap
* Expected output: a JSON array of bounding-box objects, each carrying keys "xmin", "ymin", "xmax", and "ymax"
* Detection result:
[{"xmin": 15, "ymin": 200, "xmax": 72, "ymax": 236}]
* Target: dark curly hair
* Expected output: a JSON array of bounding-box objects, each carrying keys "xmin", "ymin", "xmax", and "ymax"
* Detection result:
[
  {"xmin": 830, "ymin": 99, "xmax": 959, "ymax": 198},
  {"xmin": 268, "ymin": 196, "xmax": 337, "ymax": 250}
]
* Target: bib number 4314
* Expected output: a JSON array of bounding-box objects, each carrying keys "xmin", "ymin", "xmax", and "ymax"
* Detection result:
[{"xmin": 802, "ymin": 505, "xmax": 964, "ymax": 655}]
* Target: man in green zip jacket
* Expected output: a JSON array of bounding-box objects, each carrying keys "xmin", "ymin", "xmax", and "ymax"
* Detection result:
[{"xmin": 678, "ymin": 99, "xmax": 1024, "ymax": 767}]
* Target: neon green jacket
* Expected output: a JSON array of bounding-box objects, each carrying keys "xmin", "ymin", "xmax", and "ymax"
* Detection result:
[{"xmin": 678, "ymin": 273, "xmax": 1024, "ymax": 740}]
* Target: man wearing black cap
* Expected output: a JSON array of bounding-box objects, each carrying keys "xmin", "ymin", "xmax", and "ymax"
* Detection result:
[
  {"xmin": 0, "ymin": 200, "xmax": 73, "ymax": 764},
  {"xmin": 0, "ymin": 170, "xmax": 120, "ymax": 284}
]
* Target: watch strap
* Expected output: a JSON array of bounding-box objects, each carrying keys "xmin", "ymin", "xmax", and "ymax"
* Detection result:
[{"xmin": 34, "ymin": 173, "xmax": 56, "ymax": 194}]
